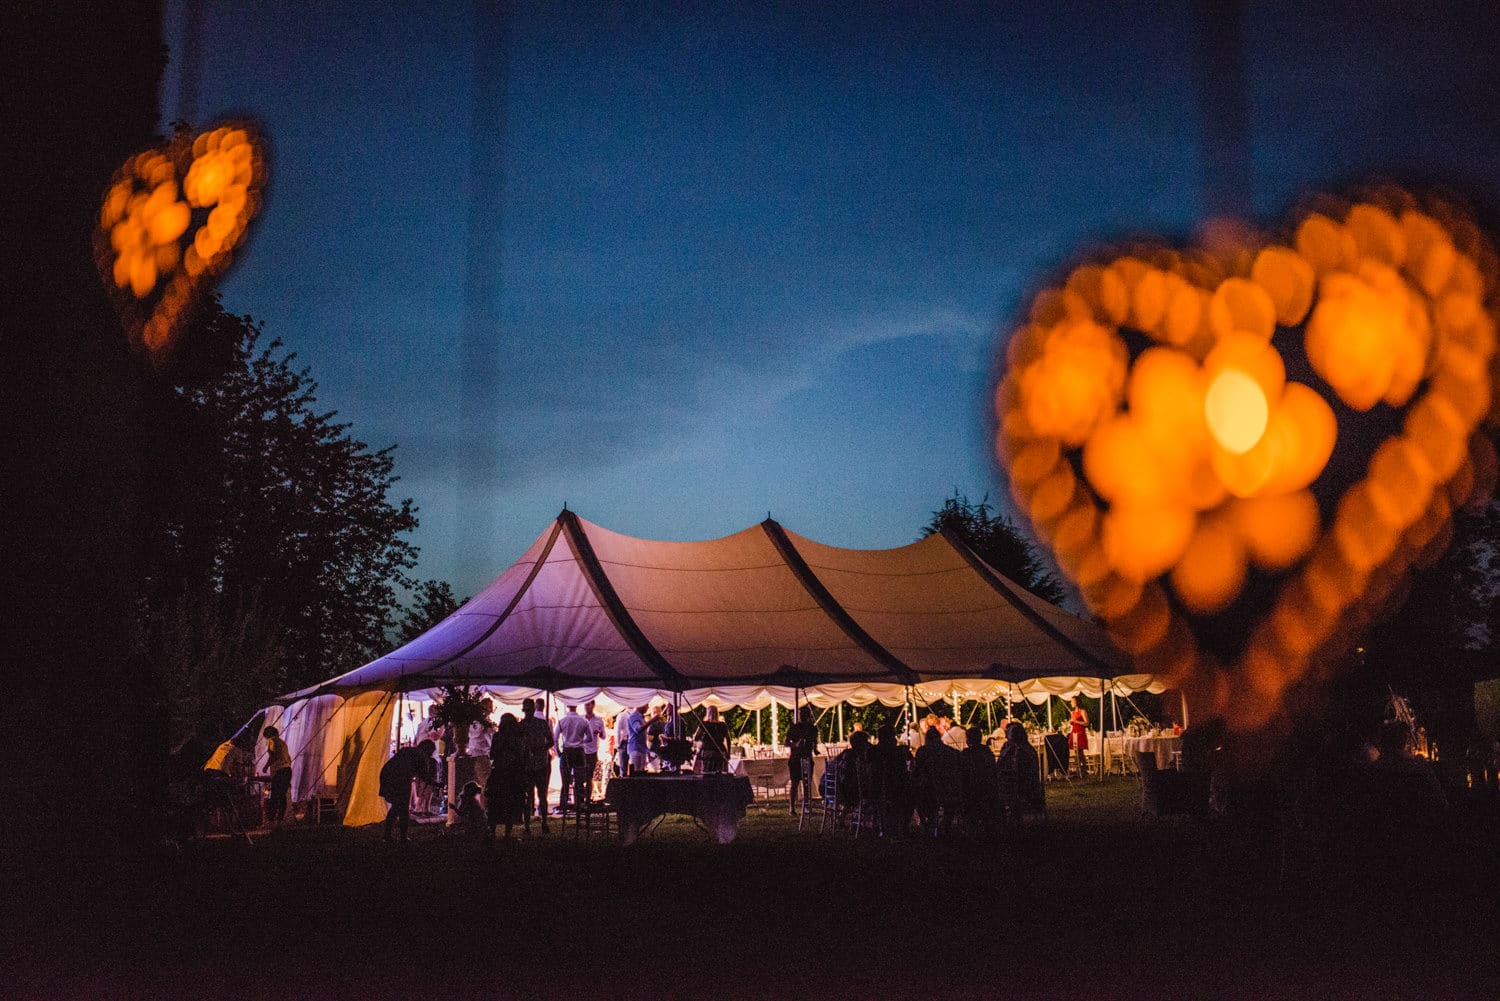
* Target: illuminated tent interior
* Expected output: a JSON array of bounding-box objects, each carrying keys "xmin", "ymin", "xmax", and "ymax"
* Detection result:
[{"xmin": 258, "ymin": 510, "xmax": 1168, "ymax": 824}]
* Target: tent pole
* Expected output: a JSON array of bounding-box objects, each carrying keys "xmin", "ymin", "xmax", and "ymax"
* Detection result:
[
  {"xmin": 1180, "ymin": 689, "xmax": 1190, "ymax": 729},
  {"xmin": 757, "ymin": 705, "xmax": 762, "ymax": 745},
  {"xmin": 771, "ymin": 695, "xmax": 780, "ymax": 750},
  {"xmin": 1047, "ymin": 696, "xmax": 1053, "ymax": 731},
  {"xmin": 837, "ymin": 703, "xmax": 845, "ymax": 743},
  {"xmin": 1099, "ymin": 679, "xmax": 1106, "ymax": 783},
  {"xmin": 986, "ymin": 697, "xmax": 993, "ymax": 732},
  {"xmin": 398, "ymin": 685, "xmax": 406, "ymax": 747}
]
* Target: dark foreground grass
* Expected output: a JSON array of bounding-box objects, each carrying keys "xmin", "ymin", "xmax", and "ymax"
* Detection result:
[{"xmin": 5, "ymin": 778, "xmax": 1498, "ymax": 1000}]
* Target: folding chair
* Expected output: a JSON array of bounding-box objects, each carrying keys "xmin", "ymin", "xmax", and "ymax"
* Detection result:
[
  {"xmin": 815, "ymin": 758, "xmax": 842, "ymax": 834},
  {"xmin": 791, "ymin": 757, "xmax": 816, "ymax": 829},
  {"xmin": 576, "ymin": 794, "xmax": 617, "ymax": 840},
  {"xmin": 848, "ymin": 757, "xmax": 882, "ymax": 838}
]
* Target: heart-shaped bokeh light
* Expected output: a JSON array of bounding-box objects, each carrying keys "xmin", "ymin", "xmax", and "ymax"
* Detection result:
[
  {"xmin": 995, "ymin": 189, "xmax": 1500, "ymax": 727},
  {"xmin": 96, "ymin": 122, "xmax": 266, "ymax": 356}
]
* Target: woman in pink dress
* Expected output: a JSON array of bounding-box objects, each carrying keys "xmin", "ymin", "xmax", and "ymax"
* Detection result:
[{"xmin": 1068, "ymin": 697, "xmax": 1090, "ymax": 776}]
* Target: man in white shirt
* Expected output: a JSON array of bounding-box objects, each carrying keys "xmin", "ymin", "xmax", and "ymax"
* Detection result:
[
  {"xmin": 625, "ymin": 704, "xmax": 648, "ymax": 774},
  {"xmin": 941, "ymin": 715, "xmax": 967, "ymax": 751},
  {"xmin": 554, "ymin": 704, "xmax": 593, "ymax": 813},
  {"xmin": 582, "ymin": 701, "xmax": 606, "ymax": 804},
  {"xmin": 613, "ymin": 711, "xmax": 630, "ymax": 777}
]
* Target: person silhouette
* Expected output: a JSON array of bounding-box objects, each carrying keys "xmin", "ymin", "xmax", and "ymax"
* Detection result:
[
  {"xmin": 486, "ymin": 714, "xmax": 525, "ymax": 842},
  {"xmin": 518, "ymin": 699, "xmax": 554, "ymax": 833},
  {"xmin": 913, "ymin": 727, "xmax": 961, "ymax": 836},
  {"xmin": 260, "ymin": 726, "xmax": 293, "ymax": 826},
  {"xmin": 786, "ymin": 706, "xmax": 819, "ymax": 816},
  {"xmin": 379, "ymin": 738, "xmax": 437, "ymax": 842}
]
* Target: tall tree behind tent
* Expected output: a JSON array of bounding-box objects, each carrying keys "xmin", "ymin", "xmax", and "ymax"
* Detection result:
[
  {"xmin": 397, "ymin": 580, "xmax": 466, "ymax": 646},
  {"xmin": 923, "ymin": 491, "xmax": 1066, "ymax": 604},
  {"xmin": 143, "ymin": 300, "xmax": 421, "ymax": 696}
]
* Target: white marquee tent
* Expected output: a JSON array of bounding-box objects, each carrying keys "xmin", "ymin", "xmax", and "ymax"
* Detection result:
[{"xmin": 258, "ymin": 510, "xmax": 1168, "ymax": 824}]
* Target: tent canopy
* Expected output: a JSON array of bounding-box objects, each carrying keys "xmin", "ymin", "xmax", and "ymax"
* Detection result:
[{"xmin": 281, "ymin": 510, "xmax": 1157, "ymax": 706}]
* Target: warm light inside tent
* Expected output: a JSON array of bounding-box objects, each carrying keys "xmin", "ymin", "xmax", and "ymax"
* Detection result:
[{"xmin": 1204, "ymin": 369, "xmax": 1269, "ymax": 454}]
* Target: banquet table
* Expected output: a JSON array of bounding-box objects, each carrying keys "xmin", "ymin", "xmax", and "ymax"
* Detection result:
[
  {"xmin": 727, "ymin": 755, "xmax": 828, "ymax": 798},
  {"xmin": 1123, "ymin": 734, "xmax": 1182, "ymax": 770},
  {"xmin": 606, "ymin": 774, "xmax": 754, "ymax": 846}
]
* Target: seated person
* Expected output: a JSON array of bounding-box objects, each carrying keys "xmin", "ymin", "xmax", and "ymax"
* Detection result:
[
  {"xmin": 912, "ymin": 727, "xmax": 961, "ymax": 834},
  {"xmin": 997, "ymin": 721, "xmax": 1043, "ymax": 817},
  {"xmin": 872, "ymin": 724, "xmax": 912, "ymax": 832},
  {"xmin": 455, "ymin": 780, "xmax": 488, "ymax": 841},
  {"xmin": 1368, "ymin": 720, "xmax": 1446, "ymax": 828},
  {"xmin": 959, "ymin": 725, "xmax": 999, "ymax": 833},
  {"xmin": 834, "ymin": 730, "xmax": 873, "ymax": 804}
]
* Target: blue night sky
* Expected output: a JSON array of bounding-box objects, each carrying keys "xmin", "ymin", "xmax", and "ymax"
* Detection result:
[{"xmin": 163, "ymin": 2, "xmax": 1500, "ymax": 598}]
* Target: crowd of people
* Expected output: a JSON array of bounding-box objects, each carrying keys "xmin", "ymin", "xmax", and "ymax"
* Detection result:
[
  {"xmin": 374, "ymin": 699, "xmax": 742, "ymax": 843},
  {"xmin": 178, "ymin": 685, "xmax": 1499, "ymax": 858},
  {"xmin": 816, "ymin": 716, "xmax": 1046, "ymax": 838},
  {"xmin": 367, "ymin": 700, "xmax": 1054, "ymax": 844}
]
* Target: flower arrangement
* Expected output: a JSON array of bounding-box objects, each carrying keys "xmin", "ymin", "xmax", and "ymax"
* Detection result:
[
  {"xmin": 735, "ymin": 732, "xmax": 758, "ymax": 748},
  {"xmin": 1126, "ymin": 715, "xmax": 1152, "ymax": 736},
  {"xmin": 428, "ymin": 685, "xmax": 496, "ymax": 732}
]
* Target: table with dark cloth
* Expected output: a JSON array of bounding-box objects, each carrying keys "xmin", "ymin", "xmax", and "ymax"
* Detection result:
[{"xmin": 606, "ymin": 774, "xmax": 754, "ymax": 845}]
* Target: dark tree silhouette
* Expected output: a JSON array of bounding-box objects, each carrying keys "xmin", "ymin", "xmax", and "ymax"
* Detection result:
[
  {"xmin": 1372, "ymin": 502, "xmax": 1498, "ymax": 657},
  {"xmin": 154, "ymin": 588, "xmax": 283, "ymax": 748},
  {"xmin": 143, "ymin": 299, "xmax": 421, "ymax": 698},
  {"xmin": 397, "ymin": 579, "xmax": 466, "ymax": 645},
  {"xmin": 923, "ymin": 491, "xmax": 1066, "ymax": 604}
]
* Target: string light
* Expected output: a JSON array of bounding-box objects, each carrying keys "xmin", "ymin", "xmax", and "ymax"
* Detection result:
[
  {"xmin": 96, "ymin": 121, "xmax": 266, "ymax": 357},
  {"xmin": 995, "ymin": 188, "xmax": 1499, "ymax": 723}
]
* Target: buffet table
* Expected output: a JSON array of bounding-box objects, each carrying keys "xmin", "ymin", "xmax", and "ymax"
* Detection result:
[{"xmin": 606, "ymin": 774, "xmax": 754, "ymax": 846}]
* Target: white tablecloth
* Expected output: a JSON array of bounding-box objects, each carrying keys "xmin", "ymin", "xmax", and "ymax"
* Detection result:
[
  {"xmin": 1122, "ymin": 734, "xmax": 1182, "ymax": 770},
  {"xmin": 728, "ymin": 754, "xmax": 828, "ymax": 795}
]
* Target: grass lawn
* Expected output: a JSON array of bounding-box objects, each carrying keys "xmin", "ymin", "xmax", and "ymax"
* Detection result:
[{"xmin": 6, "ymin": 777, "xmax": 1498, "ymax": 999}]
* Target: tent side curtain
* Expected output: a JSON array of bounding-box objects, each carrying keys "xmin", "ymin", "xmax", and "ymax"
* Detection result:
[{"xmin": 274, "ymin": 510, "xmax": 1142, "ymax": 705}]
